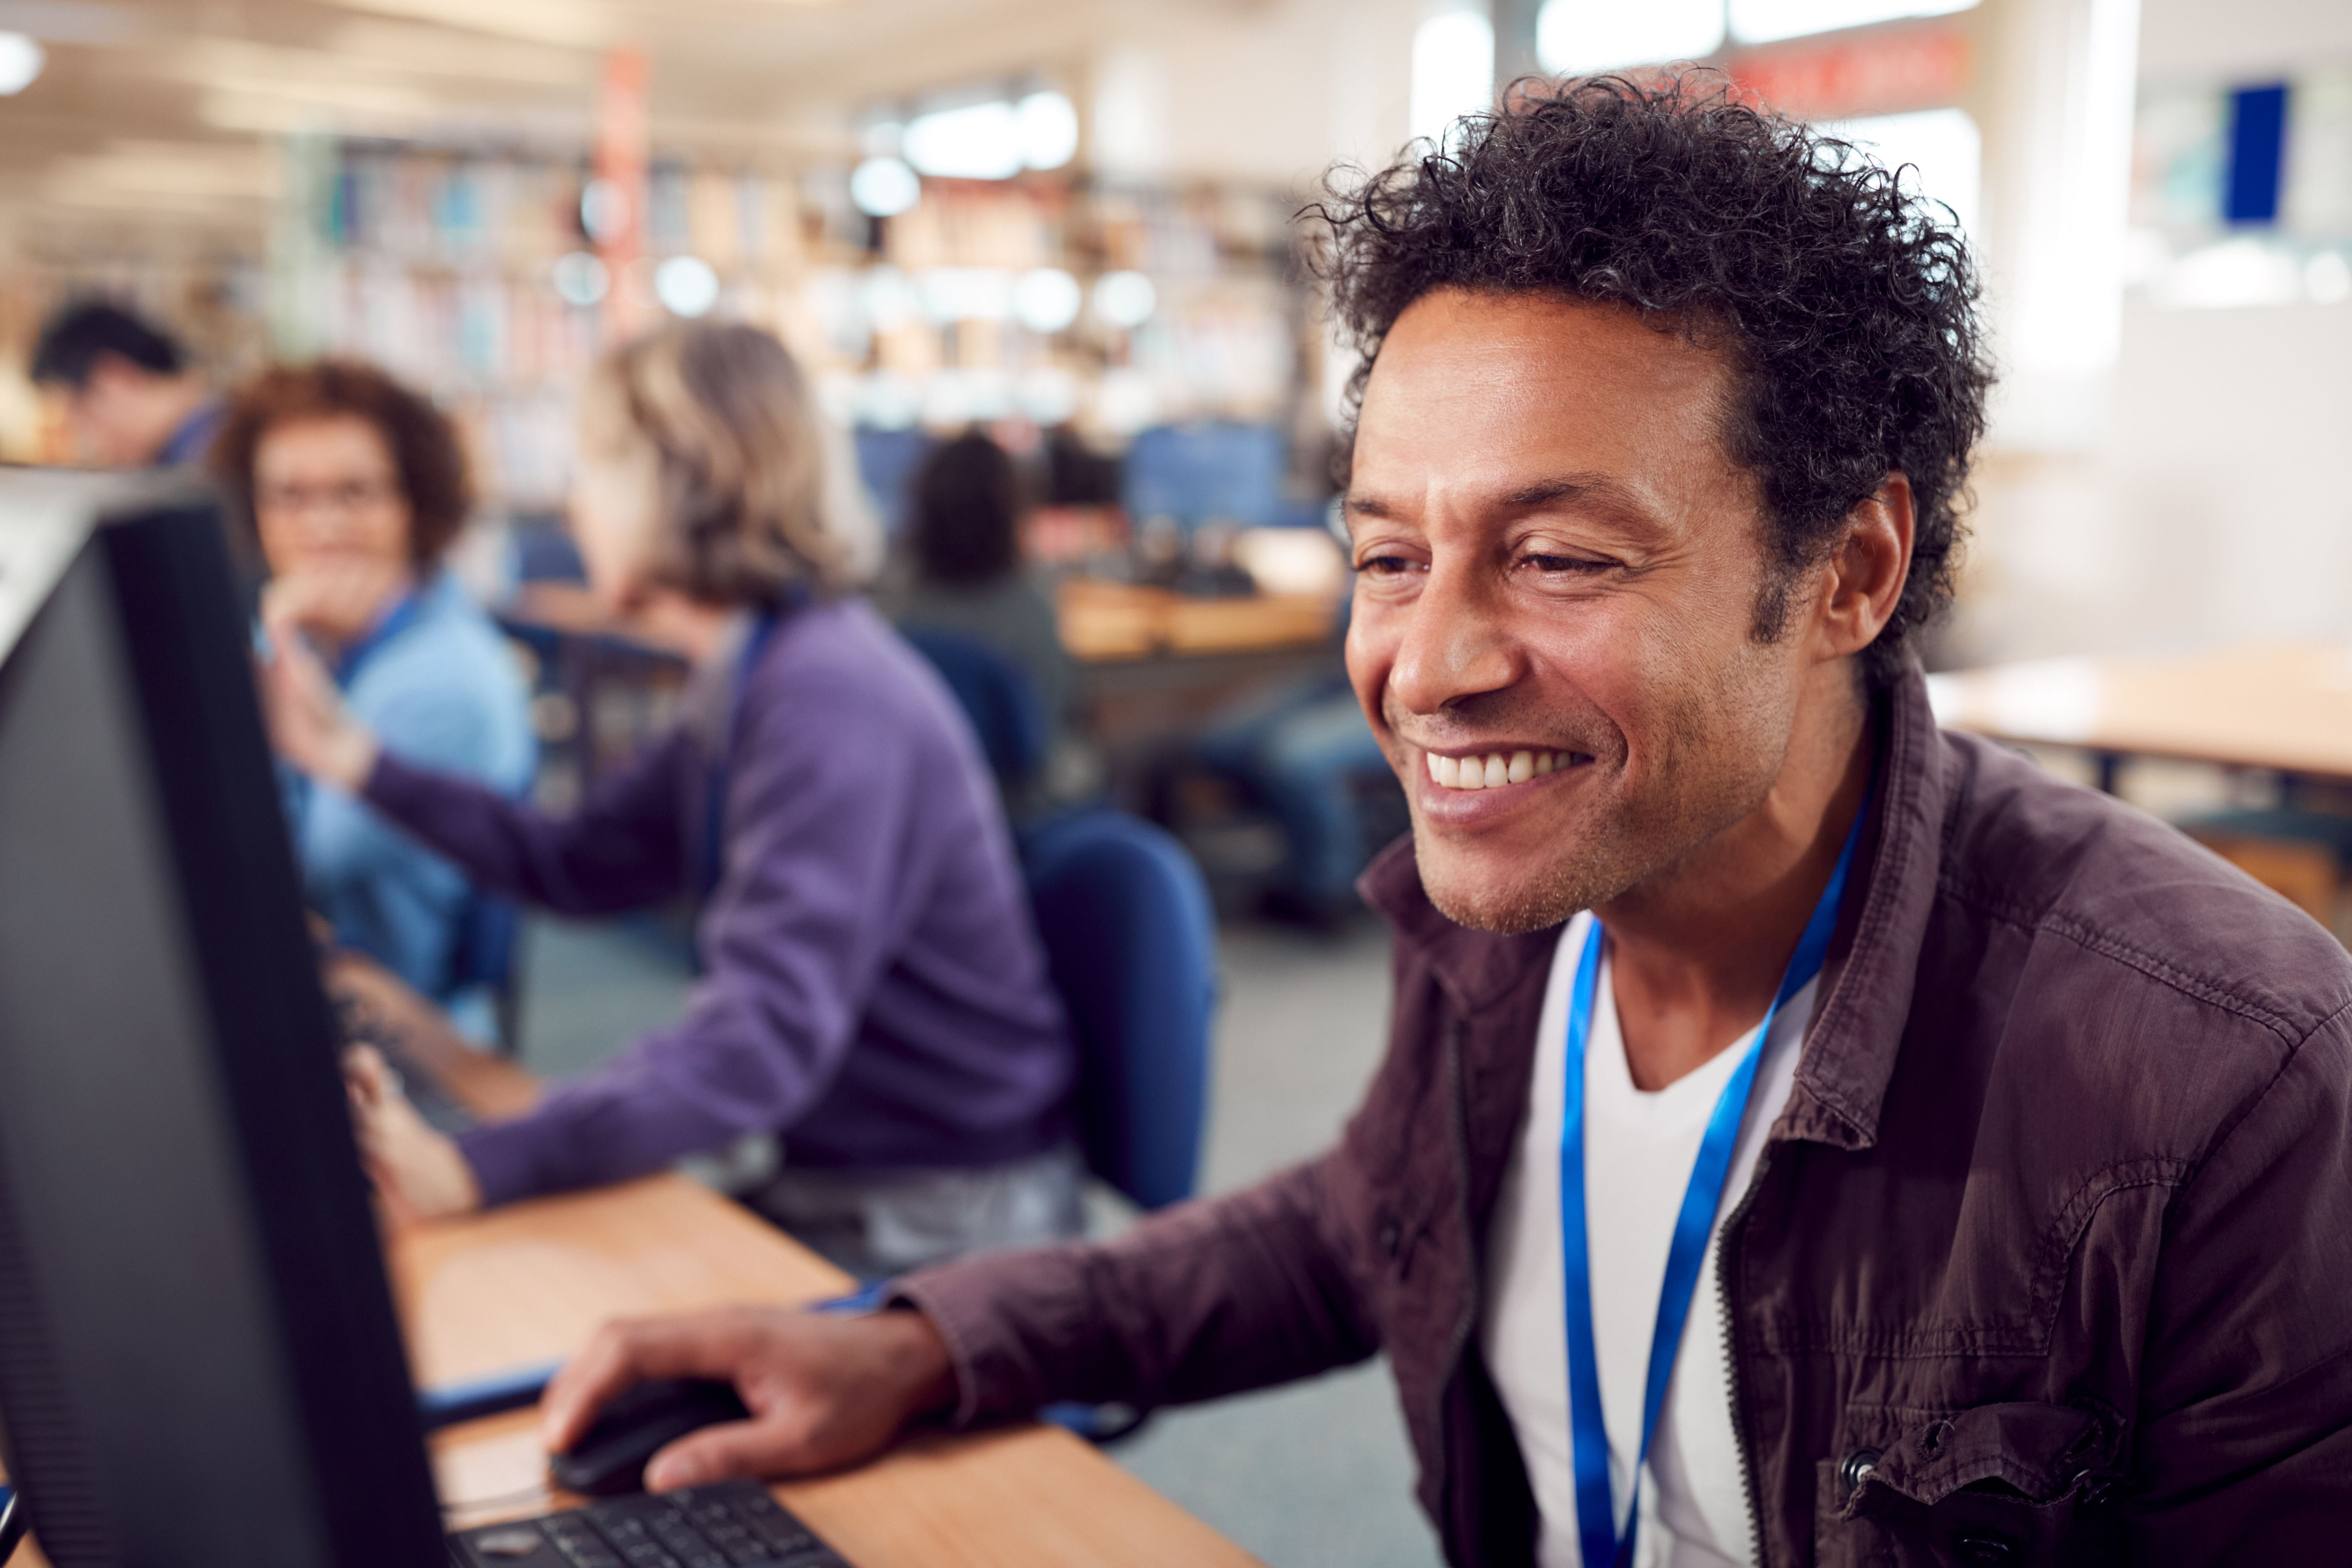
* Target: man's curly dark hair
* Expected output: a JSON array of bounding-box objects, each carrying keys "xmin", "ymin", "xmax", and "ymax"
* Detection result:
[{"xmin": 1313, "ymin": 72, "xmax": 1993, "ymax": 687}]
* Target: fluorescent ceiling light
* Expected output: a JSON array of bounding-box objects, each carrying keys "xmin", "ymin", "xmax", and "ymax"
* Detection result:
[
  {"xmin": 922, "ymin": 267, "xmax": 1014, "ymax": 323},
  {"xmin": 551, "ymin": 251, "xmax": 608, "ymax": 306},
  {"xmin": 1093, "ymin": 270, "xmax": 1157, "ymax": 328},
  {"xmin": 1012, "ymin": 268, "xmax": 1081, "ymax": 333},
  {"xmin": 904, "ymin": 100, "xmax": 1021, "ymax": 181},
  {"xmin": 655, "ymin": 255, "xmax": 720, "ymax": 317},
  {"xmin": 1537, "ymin": 0, "xmax": 1723, "ymax": 74},
  {"xmin": 0, "ymin": 32, "xmax": 44, "ymax": 95},
  {"xmin": 1016, "ymin": 91, "xmax": 1079, "ymax": 170},
  {"xmin": 849, "ymin": 156, "xmax": 920, "ymax": 217},
  {"xmin": 1730, "ymin": 0, "xmax": 1977, "ymax": 46}
]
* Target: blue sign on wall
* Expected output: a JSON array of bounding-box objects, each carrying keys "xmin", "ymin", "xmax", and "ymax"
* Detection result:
[{"xmin": 2224, "ymin": 83, "xmax": 2289, "ymax": 226}]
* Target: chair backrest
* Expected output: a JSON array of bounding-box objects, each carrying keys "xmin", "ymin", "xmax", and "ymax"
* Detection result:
[
  {"xmin": 1022, "ymin": 810, "xmax": 1216, "ymax": 1211},
  {"xmin": 900, "ymin": 625, "xmax": 1048, "ymax": 787}
]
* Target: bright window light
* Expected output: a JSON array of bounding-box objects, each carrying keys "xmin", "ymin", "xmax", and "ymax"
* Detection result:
[
  {"xmin": 1411, "ymin": 10, "xmax": 1495, "ymax": 145},
  {"xmin": 0, "ymin": 32, "xmax": 40, "ymax": 95},
  {"xmin": 1731, "ymin": 0, "xmax": 1976, "ymax": 46},
  {"xmin": 1822, "ymin": 107, "xmax": 1982, "ymax": 239},
  {"xmin": 904, "ymin": 101, "xmax": 1021, "ymax": 181},
  {"xmin": 1093, "ymin": 270, "xmax": 1158, "ymax": 328},
  {"xmin": 655, "ymin": 256, "xmax": 721, "ymax": 318},
  {"xmin": 849, "ymin": 156, "xmax": 921, "ymax": 218},
  {"xmin": 1016, "ymin": 91, "xmax": 1080, "ymax": 171},
  {"xmin": 1012, "ymin": 267, "xmax": 1082, "ymax": 333},
  {"xmin": 1537, "ymin": 0, "xmax": 1724, "ymax": 74}
]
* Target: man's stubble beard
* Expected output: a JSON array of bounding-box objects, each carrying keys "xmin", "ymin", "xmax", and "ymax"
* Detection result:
[{"xmin": 1403, "ymin": 652, "xmax": 1793, "ymax": 937}]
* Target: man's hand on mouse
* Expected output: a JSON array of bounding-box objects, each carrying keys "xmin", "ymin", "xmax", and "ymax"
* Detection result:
[{"xmin": 541, "ymin": 1305, "xmax": 959, "ymax": 1491}]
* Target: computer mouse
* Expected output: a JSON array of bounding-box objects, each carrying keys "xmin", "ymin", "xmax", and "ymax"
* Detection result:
[{"xmin": 548, "ymin": 1377, "xmax": 751, "ymax": 1497}]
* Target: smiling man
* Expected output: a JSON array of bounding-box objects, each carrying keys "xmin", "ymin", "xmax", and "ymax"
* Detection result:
[{"xmin": 539, "ymin": 79, "xmax": 2352, "ymax": 1564}]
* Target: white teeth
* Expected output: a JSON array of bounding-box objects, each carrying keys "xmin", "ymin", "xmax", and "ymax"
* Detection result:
[{"xmin": 1426, "ymin": 749, "xmax": 1578, "ymax": 790}]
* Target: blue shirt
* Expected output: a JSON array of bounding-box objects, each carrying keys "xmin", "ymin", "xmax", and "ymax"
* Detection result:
[{"xmin": 291, "ymin": 572, "xmax": 535, "ymax": 998}]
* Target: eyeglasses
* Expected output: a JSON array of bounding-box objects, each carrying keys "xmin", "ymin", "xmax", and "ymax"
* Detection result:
[{"xmin": 255, "ymin": 478, "xmax": 402, "ymax": 515}]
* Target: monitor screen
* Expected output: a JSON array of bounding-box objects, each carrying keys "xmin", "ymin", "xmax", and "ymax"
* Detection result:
[{"xmin": 0, "ymin": 471, "xmax": 446, "ymax": 1567}]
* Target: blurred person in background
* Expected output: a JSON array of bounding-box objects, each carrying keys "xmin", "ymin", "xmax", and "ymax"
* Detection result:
[
  {"xmin": 31, "ymin": 300, "xmax": 222, "ymax": 469},
  {"xmin": 214, "ymin": 361, "xmax": 535, "ymax": 1025},
  {"xmin": 880, "ymin": 431, "xmax": 1076, "ymax": 813},
  {"xmin": 263, "ymin": 322, "xmax": 1077, "ymax": 1279}
]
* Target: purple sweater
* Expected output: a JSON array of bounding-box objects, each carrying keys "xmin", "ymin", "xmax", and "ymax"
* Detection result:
[{"xmin": 361, "ymin": 597, "xmax": 1074, "ymax": 1206}]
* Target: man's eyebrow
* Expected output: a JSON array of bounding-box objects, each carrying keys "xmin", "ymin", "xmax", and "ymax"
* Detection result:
[
  {"xmin": 1499, "ymin": 474, "xmax": 1642, "ymax": 511},
  {"xmin": 1341, "ymin": 491, "xmax": 1399, "ymax": 521}
]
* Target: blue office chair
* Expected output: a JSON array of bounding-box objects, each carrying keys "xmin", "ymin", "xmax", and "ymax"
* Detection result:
[
  {"xmin": 1021, "ymin": 809, "xmax": 1217, "ymax": 1212},
  {"xmin": 899, "ymin": 626, "xmax": 1049, "ymax": 790},
  {"xmin": 446, "ymin": 888, "xmax": 523, "ymax": 1053}
]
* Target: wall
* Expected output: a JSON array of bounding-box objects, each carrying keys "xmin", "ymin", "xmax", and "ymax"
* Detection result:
[{"xmin": 1950, "ymin": 0, "xmax": 2352, "ymax": 665}]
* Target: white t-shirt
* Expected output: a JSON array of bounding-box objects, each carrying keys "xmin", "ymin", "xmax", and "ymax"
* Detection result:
[{"xmin": 1481, "ymin": 910, "xmax": 1813, "ymax": 1568}]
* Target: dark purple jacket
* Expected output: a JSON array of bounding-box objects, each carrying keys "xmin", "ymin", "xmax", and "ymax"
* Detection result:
[
  {"xmin": 903, "ymin": 666, "xmax": 2352, "ymax": 1565},
  {"xmin": 363, "ymin": 597, "xmax": 1073, "ymax": 1204}
]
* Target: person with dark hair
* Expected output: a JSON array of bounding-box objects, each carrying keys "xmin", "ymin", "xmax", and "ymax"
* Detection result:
[
  {"xmin": 215, "ymin": 360, "xmax": 534, "ymax": 1019},
  {"xmin": 31, "ymin": 300, "xmax": 221, "ymax": 468},
  {"xmin": 882, "ymin": 432, "xmax": 1074, "ymax": 805},
  {"xmin": 263, "ymin": 325, "xmax": 1078, "ymax": 1277},
  {"xmin": 526, "ymin": 77, "xmax": 2351, "ymax": 1560}
]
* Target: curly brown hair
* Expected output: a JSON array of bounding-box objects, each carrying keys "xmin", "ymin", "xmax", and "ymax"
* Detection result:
[
  {"xmin": 1311, "ymin": 72, "xmax": 1993, "ymax": 686},
  {"xmin": 209, "ymin": 359, "xmax": 472, "ymax": 567}
]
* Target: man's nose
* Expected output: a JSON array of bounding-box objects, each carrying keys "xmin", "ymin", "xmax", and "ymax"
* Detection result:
[{"xmin": 1383, "ymin": 560, "xmax": 1519, "ymax": 717}]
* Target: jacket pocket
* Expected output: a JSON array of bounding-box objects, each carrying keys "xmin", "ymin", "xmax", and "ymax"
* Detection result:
[{"xmin": 1813, "ymin": 1402, "xmax": 2125, "ymax": 1567}]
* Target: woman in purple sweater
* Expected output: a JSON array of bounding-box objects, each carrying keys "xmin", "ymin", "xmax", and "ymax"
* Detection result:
[{"xmin": 264, "ymin": 325, "xmax": 1077, "ymax": 1276}]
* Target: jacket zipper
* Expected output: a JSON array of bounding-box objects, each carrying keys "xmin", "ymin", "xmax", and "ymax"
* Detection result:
[{"xmin": 1717, "ymin": 1146, "xmax": 1774, "ymax": 1568}]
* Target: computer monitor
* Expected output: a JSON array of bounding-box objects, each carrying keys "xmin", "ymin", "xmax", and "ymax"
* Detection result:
[{"xmin": 0, "ymin": 471, "xmax": 447, "ymax": 1566}]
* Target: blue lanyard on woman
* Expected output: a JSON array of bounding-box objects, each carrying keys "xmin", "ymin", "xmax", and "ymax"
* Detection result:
[{"xmin": 1558, "ymin": 791, "xmax": 1871, "ymax": 1568}]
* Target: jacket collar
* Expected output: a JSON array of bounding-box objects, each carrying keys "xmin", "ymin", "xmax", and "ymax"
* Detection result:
[{"xmin": 1359, "ymin": 662, "xmax": 1951, "ymax": 1152}]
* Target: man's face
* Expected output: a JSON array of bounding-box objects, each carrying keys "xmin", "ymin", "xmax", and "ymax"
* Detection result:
[
  {"xmin": 59, "ymin": 355, "xmax": 172, "ymax": 467},
  {"xmin": 1344, "ymin": 289, "xmax": 1815, "ymax": 935}
]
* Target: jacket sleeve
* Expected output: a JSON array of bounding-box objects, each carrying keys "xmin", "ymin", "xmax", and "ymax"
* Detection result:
[
  {"xmin": 452, "ymin": 679, "xmax": 927, "ymax": 1205},
  {"xmin": 360, "ymin": 732, "xmax": 691, "ymax": 917},
  {"xmin": 892, "ymin": 1154, "xmax": 1383, "ymax": 1425},
  {"xmin": 2124, "ymin": 1002, "xmax": 2352, "ymax": 1560}
]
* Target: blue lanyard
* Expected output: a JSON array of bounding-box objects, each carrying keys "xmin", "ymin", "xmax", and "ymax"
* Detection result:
[{"xmin": 1558, "ymin": 794, "xmax": 1870, "ymax": 1568}]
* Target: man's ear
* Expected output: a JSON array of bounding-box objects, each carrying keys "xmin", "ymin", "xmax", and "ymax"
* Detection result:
[{"xmin": 1818, "ymin": 472, "xmax": 1914, "ymax": 662}]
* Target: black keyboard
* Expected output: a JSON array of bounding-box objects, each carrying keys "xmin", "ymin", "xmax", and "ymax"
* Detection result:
[{"xmin": 448, "ymin": 1479, "xmax": 850, "ymax": 1568}]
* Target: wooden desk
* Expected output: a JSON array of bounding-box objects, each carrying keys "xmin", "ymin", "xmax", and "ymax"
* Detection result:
[
  {"xmin": 337, "ymin": 956, "xmax": 1263, "ymax": 1568},
  {"xmin": 1926, "ymin": 641, "xmax": 2352, "ymax": 785}
]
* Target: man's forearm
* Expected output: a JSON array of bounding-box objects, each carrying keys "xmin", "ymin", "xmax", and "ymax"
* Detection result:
[{"xmin": 893, "ymin": 1158, "xmax": 1379, "ymax": 1427}]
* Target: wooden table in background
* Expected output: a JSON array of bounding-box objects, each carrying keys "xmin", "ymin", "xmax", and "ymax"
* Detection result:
[
  {"xmin": 335, "ymin": 956, "xmax": 1264, "ymax": 1568},
  {"xmin": 1926, "ymin": 640, "xmax": 2352, "ymax": 787}
]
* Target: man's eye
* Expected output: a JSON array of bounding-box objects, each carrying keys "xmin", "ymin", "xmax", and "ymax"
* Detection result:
[
  {"xmin": 1356, "ymin": 554, "xmax": 1420, "ymax": 576},
  {"xmin": 1523, "ymin": 553, "xmax": 1612, "ymax": 574}
]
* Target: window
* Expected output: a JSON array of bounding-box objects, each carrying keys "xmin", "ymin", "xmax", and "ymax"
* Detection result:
[
  {"xmin": 1411, "ymin": 9, "xmax": 1496, "ymax": 144},
  {"xmin": 1536, "ymin": 0, "xmax": 1725, "ymax": 76}
]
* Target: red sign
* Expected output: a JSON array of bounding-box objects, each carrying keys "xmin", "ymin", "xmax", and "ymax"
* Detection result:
[{"xmin": 1727, "ymin": 20, "xmax": 1971, "ymax": 121}]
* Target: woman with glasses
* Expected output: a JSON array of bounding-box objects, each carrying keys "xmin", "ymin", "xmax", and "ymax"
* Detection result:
[
  {"xmin": 260, "ymin": 325, "xmax": 1078, "ymax": 1277},
  {"xmin": 213, "ymin": 361, "xmax": 535, "ymax": 1023}
]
